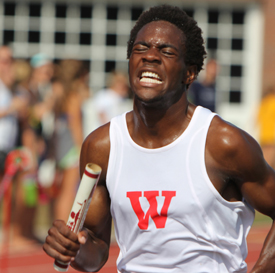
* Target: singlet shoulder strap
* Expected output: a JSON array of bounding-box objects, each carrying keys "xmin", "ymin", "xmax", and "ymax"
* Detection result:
[{"xmin": 192, "ymin": 106, "xmax": 217, "ymax": 128}]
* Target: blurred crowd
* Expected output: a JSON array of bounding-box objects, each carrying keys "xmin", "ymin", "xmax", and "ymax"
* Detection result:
[{"xmin": 0, "ymin": 44, "xmax": 132, "ymax": 250}]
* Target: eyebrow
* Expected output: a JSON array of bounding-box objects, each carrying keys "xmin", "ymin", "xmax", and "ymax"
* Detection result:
[
  {"xmin": 159, "ymin": 43, "xmax": 179, "ymax": 51},
  {"xmin": 133, "ymin": 41, "xmax": 148, "ymax": 47}
]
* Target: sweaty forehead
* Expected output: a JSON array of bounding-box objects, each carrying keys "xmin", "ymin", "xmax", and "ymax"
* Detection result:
[{"xmin": 135, "ymin": 20, "xmax": 185, "ymax": 45}]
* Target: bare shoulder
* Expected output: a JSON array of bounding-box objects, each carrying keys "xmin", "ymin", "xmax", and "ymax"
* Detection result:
[
  {"xmin": 206, "ymin": 115, "xmax": 265, "ymax": 181},
  {"xmin": 80, "ymin": 123, "xmax": 110, "ymax": 182},
  {"xmin": 207, "ymin": 115, "xmax": 275, "ymax": 218}
]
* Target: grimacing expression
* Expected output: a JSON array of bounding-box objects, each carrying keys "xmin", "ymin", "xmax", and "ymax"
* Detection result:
[{"xmin": 128, "ymin": 20, "xmax": 189, "ymax": 105}]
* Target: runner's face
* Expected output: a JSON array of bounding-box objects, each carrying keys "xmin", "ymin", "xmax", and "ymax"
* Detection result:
[{"xmin": 129, "ymin": 20, "xmax": 188, "ymax": 105}]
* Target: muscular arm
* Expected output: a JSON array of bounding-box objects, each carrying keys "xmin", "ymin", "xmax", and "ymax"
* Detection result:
[
  {"xmin": 206, "ymin": 116, "xmax": 275, "ymax": 273},
  {"xmin": 43, "ymin": 123, "xmax": 112, "ymax": 272},
  {"xmin": 72, "ymin": 123, "xmax": 112, "ymax": 271}
]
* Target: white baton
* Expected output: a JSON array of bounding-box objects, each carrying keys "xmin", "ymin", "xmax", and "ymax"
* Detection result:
[{"xmin": 53, "ymin": 163, "xmax": 102, "ymax": 272}]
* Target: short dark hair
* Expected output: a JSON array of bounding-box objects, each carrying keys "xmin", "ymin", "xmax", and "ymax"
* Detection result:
[{"xmin": 127, "ymin": 5, "xmax": 207, "ymax": 75}]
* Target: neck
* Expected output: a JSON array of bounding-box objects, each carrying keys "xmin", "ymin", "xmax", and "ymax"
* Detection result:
[{"xmin": 129, "ymin": 92, "xmax": 195, "ymax": 149}]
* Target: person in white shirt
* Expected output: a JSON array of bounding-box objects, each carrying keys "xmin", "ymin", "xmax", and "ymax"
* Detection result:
[
  {"xmin": 95, "ymin": 71, "xmax": 130, "ymax": 124},
  {"xmin": 0, "ymin": 45, "xmax": 18, "ymax": 176},
  {"xmin": 43, "ymin": 5, "xmax": 275, "ymax": 273}
]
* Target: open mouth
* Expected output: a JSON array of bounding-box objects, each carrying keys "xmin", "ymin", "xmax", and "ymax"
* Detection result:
[{"xmin": 140, "ymin": 71, "xmax": 162, "ymax": 84}]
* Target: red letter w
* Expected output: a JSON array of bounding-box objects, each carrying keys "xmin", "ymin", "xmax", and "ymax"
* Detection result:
[{"xmin": 127, "ymin": 191, "xmax": 176, "ymax": 230}]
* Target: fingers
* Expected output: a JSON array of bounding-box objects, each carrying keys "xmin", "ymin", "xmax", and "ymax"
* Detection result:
[
  {"xmin": 43, "ymin": 241, "xmax": 73, "ymax": 264},
  {"xmin": 43, "ymin": 220, "xmax": 81, "ymax": 263},
  {"xmin": 78, "ymin": 229, "xmax": 88, "ymax": 245},
  {"xmin": 52, "ymin": 220, "xmax": 78, "ymax": 242}
]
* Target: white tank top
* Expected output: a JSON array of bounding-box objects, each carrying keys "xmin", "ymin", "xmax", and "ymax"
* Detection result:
[{"xmin": 107, "ymin": 106, "xmax": 255, "ymax": 273}]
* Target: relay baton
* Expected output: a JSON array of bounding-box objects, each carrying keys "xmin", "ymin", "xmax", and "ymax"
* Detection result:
[{"xmin": 53, "ymin": 163, "xmax": 102, "ymax": 272}]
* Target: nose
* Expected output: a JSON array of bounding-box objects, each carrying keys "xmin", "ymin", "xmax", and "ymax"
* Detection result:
[{"xmin": 142, "ymin": 47, "xmax": 161, "ymax": 63}]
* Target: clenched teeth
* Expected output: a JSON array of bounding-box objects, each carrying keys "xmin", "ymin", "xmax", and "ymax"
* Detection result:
[
  {"xmin": 140, "ymin": 78, "xmax": 162, "ymax": 84},
  {"xmin": 141, "ymin": 71, "xmax": 161, "ymax": 79},
  {"xmin": 140, "ymin": 71, "xmax": 162, "ymax": 84}
]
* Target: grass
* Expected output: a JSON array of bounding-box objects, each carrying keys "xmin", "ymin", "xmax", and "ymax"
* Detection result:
[{"xmin": 253, "ymin": 210, "xmax": 273, "ymax": 226}]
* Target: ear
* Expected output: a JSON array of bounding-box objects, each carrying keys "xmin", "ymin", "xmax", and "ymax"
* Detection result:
[{"xmin": 185, "ymin": 65, "xmax": 197, "ymax": 85}]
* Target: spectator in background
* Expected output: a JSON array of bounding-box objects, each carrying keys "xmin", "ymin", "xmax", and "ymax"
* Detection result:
[
  {"xmin": 10, "ymin": 58, "xmax": 39, "ymax": 248},
  {"xmin": 188, "ymin": 59, "xmax": 219, "ymax": 112},
  {"xmin": 13, "ymin": 59, "xmax": 35, "ymax": 148},
  {"xmin": 82, "ymin": 70, "xmax": 132, "ymax": 136},
  {"xmin": 257, "ymin": 86, "xmax": 275, "ymax": 169},
  {"xmin": 10, "ymin": 53, "xmax": 58, "ymax": 248},
  {"xmin": 0, "ymin": 49, "xmax": 41, "ymax": 249},
  {"xmin": 28, "ymin": 53, "xmax": 56, "ymax": 158},
  {"xmin": 0, "ymin": 45, "xmax": 18, "ymax": 181},
  {"xmin": 94, "ymin": 70, "xmax": 132, "ymax": 125},
  {"xmin": 52, "ymin": 59, "xmax": 90, "ymax": 221}
]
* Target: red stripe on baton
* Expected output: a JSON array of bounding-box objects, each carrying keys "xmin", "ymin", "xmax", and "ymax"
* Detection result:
[
  {"xmin": 84, "ymin": 169, "xmax": 99, "ymax": 179},
  {"xmin": 54, "ymin": 260, "xmax": 69, "ymax": 269}
]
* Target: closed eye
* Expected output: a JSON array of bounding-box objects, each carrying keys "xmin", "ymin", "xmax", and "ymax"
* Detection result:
[
  {"xmin": 159, "ymin": 44, "xmax": 178, "ymax": 57},
  {"xmin": 162, "ymin": 50, "xmax": 175, "ymax": 56},
  {"xmin": 133, "ymin": 43, "xmax": 149, "ymax": 52},
  {"xmin": 134, "ymin": 47, "xmax": 147, "ymax": 52}
]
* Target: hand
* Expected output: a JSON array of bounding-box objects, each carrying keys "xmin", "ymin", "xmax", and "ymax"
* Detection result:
[{"xmin": 43, "ymin": 220, "xmax": 88, "ymax": 264}]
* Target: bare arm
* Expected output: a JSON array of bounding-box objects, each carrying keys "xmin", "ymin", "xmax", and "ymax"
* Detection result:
[
  {"xmin": 206, "ymin": 116, "xmax": 275, "ymax": 273},
  {"xmin": 43, "ymin": 123, "xmax": 112, "ymax": 272},
  {"xmin": 66, "ymin": 93, "xmax": 85, "ymax": 149}
]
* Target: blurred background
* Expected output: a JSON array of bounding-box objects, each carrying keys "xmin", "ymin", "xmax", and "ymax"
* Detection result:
[{"xmin": 0, "ymin": 0, "xmax": 274, "ymax": 272}]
